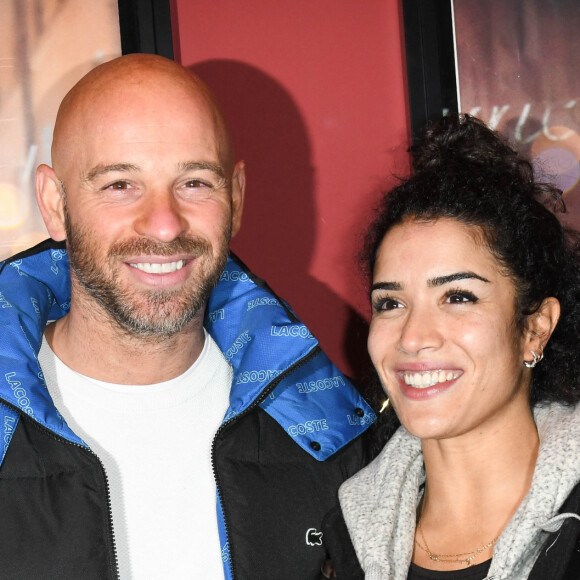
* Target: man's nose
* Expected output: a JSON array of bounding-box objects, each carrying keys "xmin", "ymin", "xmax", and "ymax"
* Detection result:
[{"xmin": 133, "ymin": 190, "xmax": 188, "ymax": 242}]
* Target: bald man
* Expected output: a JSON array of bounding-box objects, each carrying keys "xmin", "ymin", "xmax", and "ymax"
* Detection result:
[{"xmin": 0, "ymin": 54, "xmax": 373, "ymax": 579}]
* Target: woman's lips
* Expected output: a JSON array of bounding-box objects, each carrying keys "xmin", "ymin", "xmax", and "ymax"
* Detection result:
[
  {"xmin": 395, "ymin": 369, "xmax": 463, "ymax": 401},
  {"xmin": 402, "ymin": 369, "xmax": 461, "ymax": 389}
]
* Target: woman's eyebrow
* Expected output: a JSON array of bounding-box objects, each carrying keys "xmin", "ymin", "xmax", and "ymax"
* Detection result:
[
  {"xmin": 370, "ymin": 272, "xmax": 490, "ymax": 295},
  {"xmin": 428, "ymin": 272, "xmax": 490, "ymax": 287},
  {"xmin": 370, "ymin": 281, "xmax": 402, "ymax": 293}
]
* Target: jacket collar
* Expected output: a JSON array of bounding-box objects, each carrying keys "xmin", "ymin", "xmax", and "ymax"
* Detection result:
[{"xmin": 0, "ymin": 241, "xmax": 374, "ymax": 461}]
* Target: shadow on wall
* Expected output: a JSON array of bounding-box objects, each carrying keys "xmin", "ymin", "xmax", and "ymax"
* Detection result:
[{"xmin": 191, "ymin": 60, "xmax": 373, "ymax": 384}]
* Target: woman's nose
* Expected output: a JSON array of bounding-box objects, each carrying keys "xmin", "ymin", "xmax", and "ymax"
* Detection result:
[{"xmin": 397, "ymin": 306, "xmax": 443, "ymax": 354}]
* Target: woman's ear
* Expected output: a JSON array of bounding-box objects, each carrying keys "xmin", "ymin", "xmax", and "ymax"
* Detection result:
[
  {"xmin": 36, "ymin": 164, "xmax": 67, "ymax": 241},
  {"xmin": 524, "ymin": 297, "xmax": 561, "ymax": 359}
]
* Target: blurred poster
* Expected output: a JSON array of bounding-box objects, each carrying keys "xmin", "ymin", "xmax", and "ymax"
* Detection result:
[
  {"xmin": 453, "ymin": 0, "xmax": 580, "ymax": 229},
  {"xmin": 0, "ymin": 0, "xmax": 121, "ymax": 260}
]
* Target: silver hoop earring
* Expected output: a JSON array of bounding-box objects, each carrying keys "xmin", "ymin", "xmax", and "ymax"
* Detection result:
[{"xmin": 524, "ymin": 350, "xmax": 544, "ymax": 369}]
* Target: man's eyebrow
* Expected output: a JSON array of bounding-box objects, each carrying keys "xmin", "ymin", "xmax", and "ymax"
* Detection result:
[
  {"xmin": 84, "ymin": 163, "xmax": 140, "ymax": 183},
  {"xmin": 83, "ymin": 161, "xmax": 226, "ymax": 183},
  {"xmin": 178, "ymin": 160, "xmax": 226, "ymax": 179},
  {"xmin": 427, "ymin": 272, "xmax": 490, "ymax": 287}
]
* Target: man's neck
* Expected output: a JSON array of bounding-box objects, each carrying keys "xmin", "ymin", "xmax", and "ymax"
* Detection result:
[{"xmin": 45, "ymin": 305, "xmax": 206, "ymax": 385}]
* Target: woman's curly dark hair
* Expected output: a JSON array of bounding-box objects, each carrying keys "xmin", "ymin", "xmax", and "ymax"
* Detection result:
[{"xmin": 363, "ymin": 114, "xmax": 580, "ymax": 451}]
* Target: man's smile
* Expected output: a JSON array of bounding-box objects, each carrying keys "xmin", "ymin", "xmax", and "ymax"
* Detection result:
[{"xmin": 129, "ymin": 260, "xmax": 187, "ymax": 274}]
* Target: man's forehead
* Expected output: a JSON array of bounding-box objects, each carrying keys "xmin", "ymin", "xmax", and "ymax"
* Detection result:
[
  {"xmin": 52, "ymin": 65, "xmax": 233, "ymax": 175},
  {"xmin": 71, "ymin": 80, "xmax": 216, "ymax": 129},
  {"xmin": 87, "ymin": 114, "xmax": 221, "ymax": 141}
]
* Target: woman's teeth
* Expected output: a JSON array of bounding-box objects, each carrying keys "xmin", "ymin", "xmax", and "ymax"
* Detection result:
[
  {"xmin": 130, "ymin": 260, "xmax": 185, "ymax": 274},
  {"xmin": 403, "ymin": 370, "xmax": 460, "ymax": 389}
]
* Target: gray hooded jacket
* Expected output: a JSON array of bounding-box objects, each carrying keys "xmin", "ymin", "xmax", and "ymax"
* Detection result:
[{"xmin": 338, "ymin": 402, "xmax": 580, "ymax": 580}]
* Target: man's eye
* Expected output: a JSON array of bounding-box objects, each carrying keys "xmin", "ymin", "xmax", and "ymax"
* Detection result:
[
  {"xmin": 185, "ymin": 179, "xmax": 211, "ymax": 188},
  {"xmin": 106, "ymin": 181, "xmax": 131, "ymax": 190}
]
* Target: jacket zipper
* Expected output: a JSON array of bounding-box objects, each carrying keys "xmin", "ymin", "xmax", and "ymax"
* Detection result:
[
  {"xmin": 4, "ymin": 406, "xmax": 120, "ymax": 579},
  {"xmin": 211, "ymin": 345, "xmax": 321, "ymax": 580}
]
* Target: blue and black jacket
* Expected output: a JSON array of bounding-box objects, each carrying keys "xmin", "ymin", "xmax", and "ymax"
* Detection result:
[{"xmin": 0, "ymin": 240, "xmax": 374, "ymax": 580}]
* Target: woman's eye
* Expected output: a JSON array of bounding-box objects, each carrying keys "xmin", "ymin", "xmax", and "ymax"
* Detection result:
[
  {"xmin": 372, "ymin": 297, "xmax": 403, "ymax": 312},
  {"xmin": 445, "ymin": 291, "xmax": 478, "ymax": 304}
]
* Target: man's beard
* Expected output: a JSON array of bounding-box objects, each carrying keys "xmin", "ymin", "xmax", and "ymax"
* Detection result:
[{"xmin": 64, "ymin": 211, "xmax": 230, "ymax": 338}]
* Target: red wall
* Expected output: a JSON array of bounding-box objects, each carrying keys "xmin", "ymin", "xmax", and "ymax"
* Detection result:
[{"xmin": 171, "ymin": 0, "xmax": 410, "ymax": 381}]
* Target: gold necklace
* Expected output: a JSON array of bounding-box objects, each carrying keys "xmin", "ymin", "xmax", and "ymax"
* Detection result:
[{"xmin": 415, "ymin": 519, "xmax": 499, "ymax": 568}]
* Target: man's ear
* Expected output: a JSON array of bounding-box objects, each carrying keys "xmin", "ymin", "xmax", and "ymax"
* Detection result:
[
  {"xmin": 35, "ymin": 164, "xmax": 67, "ymax": 241},
  {"xmin": 230, "ymin": 161, "xmax": 246, "ymax": 237},
  {"xmin": 523, "ymin": 297, "xmax": 561, "ymax": 361}
]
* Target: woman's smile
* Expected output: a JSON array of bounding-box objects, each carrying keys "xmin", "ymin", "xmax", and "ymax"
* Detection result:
[{"xmin": 400, "ymin": 369, "xmax": 462, "ymax": 389}]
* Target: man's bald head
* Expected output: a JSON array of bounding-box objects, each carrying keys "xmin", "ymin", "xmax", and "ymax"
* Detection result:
[{"xmin": 52, "ymin": 54, "xmax": 235, "ymax": 178}]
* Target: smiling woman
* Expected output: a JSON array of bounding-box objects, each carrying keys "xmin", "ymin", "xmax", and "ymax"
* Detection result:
[
  {"xmin": 368, "ymin": 218, "xmax": 548, "ymax": 441},
  {"xmin": 323, "ymin": 114, "xmax": 580, "ymax": 580}
]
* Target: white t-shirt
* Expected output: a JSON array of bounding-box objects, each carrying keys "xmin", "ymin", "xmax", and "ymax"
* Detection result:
[{"xmin": 38, "ymin": 331, "xmax": 232, "ymax": 579}]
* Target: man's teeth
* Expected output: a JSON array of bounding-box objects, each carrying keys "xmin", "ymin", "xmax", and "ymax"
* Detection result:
[
  {"xmin": 403, "ymin": 370, "xmax": 460, "ymax": 389},
  {"xmin": 130, "ymin": 260, "xmax": 185, "ymax": 274}
]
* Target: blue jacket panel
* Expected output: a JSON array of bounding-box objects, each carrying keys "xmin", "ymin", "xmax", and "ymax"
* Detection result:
[{"xmin": 207, "ymin": 257, "xmax": 374, "ymax": 461}]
